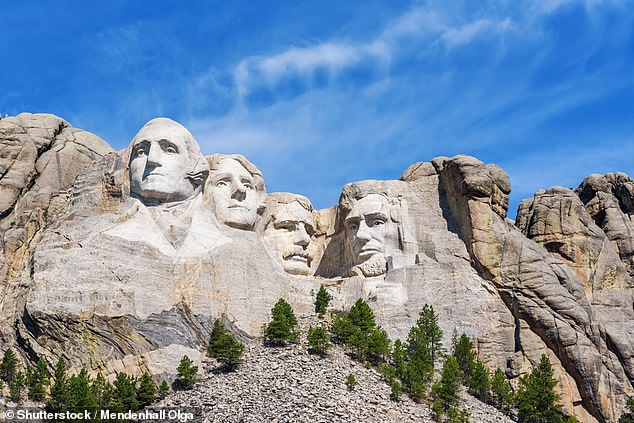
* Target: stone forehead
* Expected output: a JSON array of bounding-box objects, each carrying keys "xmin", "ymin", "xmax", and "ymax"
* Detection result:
[
  {"xmin": 207, "ymin": 153, "xmax": 266, "ymax": 192},
  {"xmin": 128, "ymin": 117, "xmax": 203, "ymax": 163}
]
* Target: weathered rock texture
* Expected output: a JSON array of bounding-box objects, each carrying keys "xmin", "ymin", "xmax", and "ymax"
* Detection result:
[{"xmin": 0, "ymin": 114, "xmax": 632, "ymax": 422}]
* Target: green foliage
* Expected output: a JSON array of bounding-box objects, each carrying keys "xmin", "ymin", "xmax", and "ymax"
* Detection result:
[
  {"xmin": 137, "ymin": 372, "xmax": 157, "ymax": 407},
  {"xmin": 330, "ymin": 312, "xmax": 355, "ymax": 345},
  {"xmin": 176, "ymin": 355, "xmax": 199, "ymax": 390},
  {"xmin": 378, "ymin": 363, "xmax": 397, "ymax": 385},
  {"xmin": 346, "ymin": 373, "xmax": 357, "ymax": 391},
  {"xmin": 347, "ymin": 298, "xmax": 376, "ymax": 333},
  {"xmin": 516, "ymin": 354, "xmax": 564, "ymax": 423},
  {"xmin": 621, "ymin": 397, "xmax": 634, "ymax": 423},
  {"xmin": 264, "ymin": 298, "xmax": 300, "ymax": 345},
  {"xmin": 468, "ymin": 361, "xmax": 491, "ymax": 402},
  {"xmin": 0, "ymin": 348, "xmax": 18, "ymax": 382},
  {"xmin": 490, "ymin": 368, "xmax": 514, "ymax": 413},
  {"xmin": 404, "ymin": 355, "xmax": 433, "ymax": 402},
  {"xmin": 315, "ymin": 285, "xmax": 331, "ymax": 317},
  {"xmin": 407, "ymin": 304, "xmax": 443, "ymax": 367},
  {"xmin": 390, "ymin": 380, "xmax": 402, "ymax": 401},
  {"xmin": 8, "ymin": 370, "xmax": 25, "ymax": 402},
  {"xmin": 27, "ymin": 357, "xmax": 50, "ymax": 401},
  {"xmin": 110, "ymin": 372, "xmax": 139, "ymax": 412},
  {"xmin": 91, "ymin": 372, "xmax": 113, "ymax": 409},
  {"xmin": 69, "ymin": 368, "xmax": 98, "ymax": 413},
  {"xmin": 391, "ymin": 339, "xmax": 408, "ymax": 381},
  {"xmin": 451, "ymin": 331, "xmax": 476, "ymax": 385},
  {"xmin": 402, "ymin": 304, "xmax": 443, "ymax": 401},
  {"xmin": 46, "ymin": 357, "xmax": 70, "ymax": 412},
  {"xmin": 366, "ymin": 327, "xmax": 391, "ymax": 365},
  {"xmin": 307, "ymin": 324, "xmax": 332, "ymax": 356},
  {"xmin": 214, "ymin": 333, "xmax": 246, "ymax": 370},
  {"xmin": 159, "ymin": 380, "xmax": 170, "ymax": 399},
  {"xmin": 447, "ymin": 407, "xmax": 471, "ymax": 423},
  {"xmin": 431, "ymin": 355, "xmax": 463, "ymax": 416},
  {"xmin": 208, "ymin": 319, "xmax": 227, "ymax": 357}
]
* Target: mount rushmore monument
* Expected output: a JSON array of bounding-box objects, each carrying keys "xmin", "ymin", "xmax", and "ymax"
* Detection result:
[{"xmin": 0, "ymin": 113, "xmax": 633, "ymax": 421}]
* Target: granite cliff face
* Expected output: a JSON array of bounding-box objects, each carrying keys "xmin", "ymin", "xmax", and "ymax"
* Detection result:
[{"xmin": 0, "ymin": 114, "xmax": 632, "ymax": 422}]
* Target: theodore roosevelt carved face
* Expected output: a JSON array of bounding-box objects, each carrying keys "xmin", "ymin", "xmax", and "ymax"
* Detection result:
[
  {"xmin": 261, "ymin": 194, "xmax": 315, "ymax": 275},
  {"xmin": 129, "ymin": 118, "xmax": 206, "ymax": 205},
  {"xmin": 208, "ymin": 154, "xmax": 265, "ymax": 230}
]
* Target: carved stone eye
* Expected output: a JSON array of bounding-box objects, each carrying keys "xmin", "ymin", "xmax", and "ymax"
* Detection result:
[{"xmin": 165, "ymin": 146, "xmax": 177, "ymax": 154}]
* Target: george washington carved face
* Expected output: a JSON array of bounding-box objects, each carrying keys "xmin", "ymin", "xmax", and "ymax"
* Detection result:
[{"xmin": 129, "ymin": 118, "xmax": 206, "ymax": 205}]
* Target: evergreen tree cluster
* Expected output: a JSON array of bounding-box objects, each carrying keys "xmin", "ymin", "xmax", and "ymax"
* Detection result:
[
  {"xmin": 330, "ymin": 298, "xmax": 390, "ymax": 364},
  {"xmin": 314, "ymin": 285, "xmax": 331, "ymax": 317},
  {"xmin": 208, "ymin": 319, "xmax": 245, "ymax": 371},
  {"xmin": 0, "ymin": 348, "xmax": 172, "ymax": 418},
  {"xmin": 264, "ymin": 298, "xmax": 300, "ymax": 345}
]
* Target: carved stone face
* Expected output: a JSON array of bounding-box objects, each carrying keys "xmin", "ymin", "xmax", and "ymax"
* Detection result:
[
  {"xmin": 344, "ymin": 193, "xmax": 390, "ymax": 266},
  {"xmin": 210, "ymin": 158, "xmax": 258, "ymax": 229},
  {"xmin": 129, "ymin": 123, "xmax": 196, "ymax": 204},
  {"xmin": 262, "ymin": 201, "xmax": 315, "ymax": 275}
]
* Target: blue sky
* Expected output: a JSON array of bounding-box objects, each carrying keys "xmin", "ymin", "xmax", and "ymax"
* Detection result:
[{"xmin": 2, "ymin": 0, "xmax": 633, "ymax": 217}]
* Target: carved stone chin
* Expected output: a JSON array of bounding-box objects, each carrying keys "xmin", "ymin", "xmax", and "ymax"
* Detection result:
[{"xmin": 350, "ymin": 255, "xmax": 388, "ymax": 277}]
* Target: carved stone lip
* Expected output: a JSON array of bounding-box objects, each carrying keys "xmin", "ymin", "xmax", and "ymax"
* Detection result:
[
  {"xmin": 228, "ymin": 204, "xmax": 248, "ymax": 210},
  {"xmin": 283, "ymin": 252, "xmax": 311, "ymax": 262}
]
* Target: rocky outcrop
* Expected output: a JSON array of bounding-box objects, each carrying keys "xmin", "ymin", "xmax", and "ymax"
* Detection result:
[
  {"xmin": 1, "ymin": 114, "xmax": 632, "ymax": 422},
  {"xmin": 0, "ymin": 113, "xmax": 112, "ymax": 343}
]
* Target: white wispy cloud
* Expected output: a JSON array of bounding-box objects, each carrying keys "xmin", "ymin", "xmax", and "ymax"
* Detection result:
[{"xmin": 232, "ymin": 5, "xmax": 516, "ymax": 99}]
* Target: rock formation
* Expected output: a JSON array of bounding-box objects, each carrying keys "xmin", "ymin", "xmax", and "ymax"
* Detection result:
[{"xmin": 0, "ymin": 114, "xmax": 632, "ymax": 422}]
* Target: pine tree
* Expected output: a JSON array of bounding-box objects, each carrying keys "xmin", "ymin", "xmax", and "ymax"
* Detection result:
[
  {"xmin": 208, "ymin": 319, "xmax": 228, "ymax": 357},
  {"xmin": 390, "ymin": 380, "xmax": 402, "ymax": 401},
  {"xmin": 307, "ymin": 324, "xmax": 332, "ymax": 356},
  {"xmin": 490, "ymin": 368, "xmax": 514, "ymax": 413},
  {"xmin": 347, "ymin": 298, "xmax": 376, "ymax": 333},
  {"xmin": 0, "ymin": 349, "xmax": 18, "ymax": 382},
  {"xmin": 91, "ymin": 373, "xmax": 113, "ymax": 410},
  {"xmin": 366, "ymin": 327, "xmax": 391, "ymax": 365},
  {"xmin": 330, "ymin": 312, "xmax": 355, "ymax": 345},
  {"xmin": 176, "ymin": 355, "xmax": 198, "ymax": 389},
  {"xmin": 451, "ymin": 331, "xmax": 476, "ymax": 385},
  {"xmin": 8, "ymin": 370, "xmax": 25, "ymax": 402},
  {"xmin": 314, "ymin": 285, "xmax": 331, "ymax": 317},
  {"xmin": 468, "ymin": 361, "xmax": 491, "ymax": 402},
  {"xmin": 264, "ymin": 298, "xmax": 299, "ymax": 345},
  {"xmin": 345, "ymin": 299, "xmax": 380, "ymax": 361},
  {"xmin": 346, "ymin": 373, "xmax": 357, "ymax": 391},
  {"xmin": 431, "ymin": 355, "xmax": 463, "ymax": 420},
  {"xmin": 391, "ymin": 339, "xmax": 408, "ymax": 380},
  {"xmin": 214, "ymin": 333, "xmax": 246, "ymax": 370},
  {"xmin": 407, "ymin": 304, "xmax": 443, "ymax": 367},
  {"xmin": 404, "ymin": 304, "xmax": 443, "ymax": 400},
  {"xmin": 27, "ymin": 357, "xmax": 50, "ymax": 401},
  {"xmin": 137, "ymin": 372, "xmax": 157, "ymax": 407},
  {"xmin": 516, "ymin": 354, "xmax": 564, "ymax": 423},
  {"xmin": 46, "ymin": 357, "xmax": 70, "ymax": 413},
  {"xmin": 158, "ymin": 380, "xmax": 170, "ymax": 399},
  {"xmin": 69, "ymin": 368, "xmax": 98, "ymax": 413},
  {"xmin": 110, "ymin": 372, "xmax": 139, "ymax": 412}
]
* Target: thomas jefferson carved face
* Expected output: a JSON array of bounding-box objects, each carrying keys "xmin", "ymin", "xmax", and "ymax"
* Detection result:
[
  {"xmin": 262, "ymin": 199, "xmax": 315, "ymax": 275},
  {"xmin": 129, "ymin": 119, "xmax": 200, "ymax": 204},
  {"xmin": 344, "ymin": 193, "xmax": 391, "ymax": 271},
  {"xmin": 210, "ymin": 158, "xmax": 259, "ymax": 229}
]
